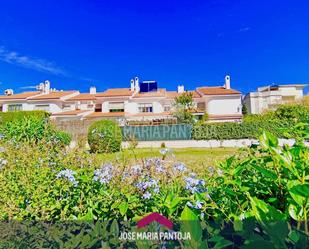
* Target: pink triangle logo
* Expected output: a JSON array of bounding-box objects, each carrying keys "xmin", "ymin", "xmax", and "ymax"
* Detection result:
[{"xmin": 137, "ymin": 212, "xmax": 173, "ymax": 230}]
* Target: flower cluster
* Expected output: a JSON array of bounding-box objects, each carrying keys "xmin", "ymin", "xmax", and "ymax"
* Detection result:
[
  {"xmin": 135, "ymin": 177, "xmax": 160, "ymax": 199},
  {"xmin": 173, "ymin": 162, "xmax": 187, "ymax": 173},
  {"xmin": 184, "ymin": 173, "xmax": 207, "ymax": 194},
  {"xmin": 144, "ymin": 158, "xmax": 166, "ymax": 173},
  {"xmin": 159, "ymin": 148, "xmax": 170, "ymax": 155},
  {"xmin": 93, "ymin": 163, "xmax": 113, "ymax": 184},
  {"xmin": 56, "ymin": 169, "xmax": 78, "ymax": 186},
  {"xmin": 187, "ymin": 200, "xmax": 203, "ymax": 209}
]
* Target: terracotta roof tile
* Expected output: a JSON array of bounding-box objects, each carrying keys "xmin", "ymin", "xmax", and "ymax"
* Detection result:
[
  {"xmin": 52, "ymin": 110, "xmax": 91, "ymax": 116},
  {"xmin": 165, "ymin": 90, "xmax": 202, "ymax": 99},
  {"xmin": 133, "ymin": 89, "xmax": 166, "ymax": 98},
  {"xmin": 29, "ymin": 91, "xmax": 78, "ymax": 100},
  {"xmin": 197, "ymin": 87, "xmax": 241, "ymax": 95},
  {"xmin": 95, "ymin": 88, "xmax": 133, "ymax": 97},
  {"xmin": 0, "ymin": 91, "xmax": 40, "ymax": 100},
  {"xmin": 67, "ymin": 93, "xmax": 96, "ymax": 101},
  {"xmin": 86, "ymin": 112, "xmax": 126, "ymax": 118},
  {"xmin": 127, "ymin": 112, "xmax": 171, "ymax": 117}
]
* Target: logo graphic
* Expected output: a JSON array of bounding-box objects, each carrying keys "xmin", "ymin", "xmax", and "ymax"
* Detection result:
[
  {"xmin": 137, "ymin": 212, "xmax": 173, "ymax": 229},
  {"xmin": 119, "ymin": 212, "xmax": 191, "ymax": 241}
]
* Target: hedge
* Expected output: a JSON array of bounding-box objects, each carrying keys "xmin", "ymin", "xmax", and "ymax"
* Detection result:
[
  {"xmin": 192, "ymin": 120, "xmax": 293, "ymax": 140},
  {"xmin": 193, "ymin": 104, "xmax": 309, "ymax": 140},
  {"xmin": 0, "ymin": 111, "xmax": 71, "ymax": 146},
  {"xmin": 0, "ymin": 111, "xmax": 50, "ymax": 125}
]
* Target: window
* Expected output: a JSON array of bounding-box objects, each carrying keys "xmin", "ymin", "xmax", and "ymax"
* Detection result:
[
  {"xmin": 34, "ymin": 104, "xmax": 50, "ymax": 111},
  {"xmin": 63, "ymin": 104, "xmax": 72, "ymax": 111},
  {"xmin": 8, "ymin": 104, "xmax": 23, "ymax": 112},
  {"xmin": 109, "ymin": 102, "xmax": 125, "ymax": 112},
  {"xmin": 164, "ymin": 105, "xmax": 171, "ymax": 112},
  {"xmin": 197, "ymin": 102, "xmax": 205, "ymax": 111},
  {"xmin": 138, "ymin": 103, "xmax": 153, "ymax": 113}
]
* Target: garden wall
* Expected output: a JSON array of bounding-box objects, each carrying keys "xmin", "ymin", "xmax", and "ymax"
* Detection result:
[
  {"xmin": 121, "ymin": 138, "xmax": 306, "ymax": 148},
  {"xmin": 52, "ymin": 120, "xmax": 94, "ymax": 140}
]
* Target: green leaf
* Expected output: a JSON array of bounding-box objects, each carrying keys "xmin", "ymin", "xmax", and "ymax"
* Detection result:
[
  {"xmin": 118, "ymin": 202, "xmax": 128, "ymax": 216},
  {"xmin": 289, "ymin": 184, "xmax": 309, "ymax": 198},
  {"xmin": 180, "ymin": 207, "xmax": 202, "ymax": 247},
  {"xmin": 180, "ymin": 206, "xmax": 198, "ymax": 221},
  {"xmin": 251, "ymin": 164, "xmax": 277, "ymax": 180},
  {"xmin": 209, "ymin": 235, "xmax": 233, "ymax": 249},
  {"xmin": 249, "ymin": 197, "xmax": 285, "ymax": 221}
]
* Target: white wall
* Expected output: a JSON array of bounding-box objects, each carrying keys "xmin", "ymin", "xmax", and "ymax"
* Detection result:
[
  {"xmin": 207, "ymin": 96, "xmax": 242, "ymax": 115},
  {"xmin": 125, "ymin": 101, "xmax": 138, "ymax": 114},
  {"xmin": 2, "ymin": 102, "xmax": 63, "ymax": 113},
  {"xmin": 101, "ymin": 102, "xmax": 109, "ymax": 113},
  {"xmin": 152, "ymin": 101, "xmax": 164, "ymax": 113}
]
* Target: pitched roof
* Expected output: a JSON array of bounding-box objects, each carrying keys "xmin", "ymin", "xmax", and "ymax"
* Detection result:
[
  {"xmin": 95, "ymin": 88, "xmax": 133, "ymax": 97},
  {"xmin": 0, "ymin": 91, "xmax": 40, "ymax": 100},
  {"xmin": 127, "ymin": 112, "xmax": 171, "ymax": 117},
  {"xmin": 28, "ymin": 91, "xmax": 78, "ymax": 100},
  {"xmin": 67, "ymin": 93, "xmax": 96, "ymax": 101},
  {"xmin": 133, "ymin": 88, "xmax": 166, "ymax": 98},
  {"xmin": 197, "ymin": 87, "xmax": 241, "ymax": 95},
  {"xmin": 165, "ymin": 90, "xmax": 202, "ymax": 99},
  {"xmin": 86, "ymin": 112, "xmax": 126, "ymax": 118},
  {"xmin": 52, "ymin": 110, "xmax": 91, "ymax": 116}
]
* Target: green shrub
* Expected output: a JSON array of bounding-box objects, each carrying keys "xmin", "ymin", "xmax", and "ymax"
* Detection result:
[
  {"xmin": 1, "ymin": 116, "xmax": 48, "ymax": 142},
  {"xmin": 0, "ymin": 111, "xmax": 50, "ymax": 125},
  {"xmin": 192, "ymin": 120, "xmax": 291, "ymax": 140},
  {"xmin": 0, "ymin": 112, "xmax": 71, "ymax": 147},
  {"xmin": 47, "ymin": 129, "xmax": 72, "ymax": 147},
  {"xmin": 88, "ymin": 120, "xmax": 122, "ymax": 153}
]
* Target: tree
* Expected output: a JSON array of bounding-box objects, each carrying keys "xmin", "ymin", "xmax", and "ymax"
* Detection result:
[
  {"xmin": 173, "ymin": 92, "xmax": 195, "ymax": 124},
  {"xmin": 242, "ymin": 104, "xmax": 248, "ymax": 115}
]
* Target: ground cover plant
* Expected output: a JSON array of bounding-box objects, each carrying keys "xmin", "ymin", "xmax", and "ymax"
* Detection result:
[{"xmin": 0, "ymin": 114, "xmax": 308, "ymax": 248}]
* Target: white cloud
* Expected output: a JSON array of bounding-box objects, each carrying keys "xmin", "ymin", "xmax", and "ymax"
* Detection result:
[
  {"xmin": 19, "ymin": 85, "xmax": 37, "ymax": 90},
  {"xmin": 0, "ymin": 47, "xmax": 67, "ymax": 76},
  {"xmin": 237, "ymin": 27, "xmax": 251, "ymax": 33}
]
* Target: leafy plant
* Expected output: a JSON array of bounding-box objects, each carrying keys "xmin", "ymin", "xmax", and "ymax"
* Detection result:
[{"xmin": 88, "ymin": 120, "xmax": 122, "ymax": 153}]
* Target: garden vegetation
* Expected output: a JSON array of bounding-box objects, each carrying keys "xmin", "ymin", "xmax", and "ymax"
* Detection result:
[{"xmin": 0, "ymin": 109, "xmax": 308, "ymax": 248}]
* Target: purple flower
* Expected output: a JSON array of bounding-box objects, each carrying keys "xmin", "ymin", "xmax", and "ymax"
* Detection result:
[
  {"xmin": 135, "ymin": 177, "xmax": 160, "ymax": 197},
  {"xmin": 184, "ymin": 174, "xmax": 207, "ymax": 194},
  {"xmin": 187, "ymin": 200, "xmax": 203, "ymax": 209},
  {"xmin": 131, "ymin": 165, "xmax": 142, "ymax": 174},
  {"xmin": 159, "ymin": 148, "xmax": 170, "ymax": 156},
  {"xmin": 93, "ymin": 163, "xmax": 113, "ymax": 184},
  {"xmin": 142, "ymin": 192, "xmax": 152, "ymax": 199},
  {"xmin": 56, "ymin": 169, "xmax": 78, "ymax": 186},
  {"xmin": 173, "ymin": 162, "xmax": 187, "ymax": 172}
]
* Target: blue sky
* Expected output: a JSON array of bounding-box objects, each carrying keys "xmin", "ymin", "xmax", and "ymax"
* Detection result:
[{"xmin": 0, "ymin": 0, "xmax": 308, "ymax": 94}]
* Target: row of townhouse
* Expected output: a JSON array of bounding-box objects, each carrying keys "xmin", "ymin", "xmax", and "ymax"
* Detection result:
[{"xmin": 0, "ymin": 76, "xmax": 243, "ymax": 124}]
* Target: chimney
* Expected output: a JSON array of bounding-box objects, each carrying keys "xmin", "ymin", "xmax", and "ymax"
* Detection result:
[
  {"xmin": 90, "ymin": 86, "xmax": 96, "ymax": 94},
  {"xmin": 44, "ymin": 80, "xmax": 51, "ymax": 94},
  {"xmin": 224, "ymin": 75, "xmax": 231, "ymax": 89},
  {"xmin": 4, "ymin": 89, "xmax": 14, "ymax": 96},
  {"xmin": 130, "ymin": 79, "xmax": 135, "ymax": 91},
  {"xmin": 177, "ymin": 85, "xmax": 185, "ymax": 93},
  {"xmin": 134, "ymin": 76, "xmax": 140, "ymax": 92}
]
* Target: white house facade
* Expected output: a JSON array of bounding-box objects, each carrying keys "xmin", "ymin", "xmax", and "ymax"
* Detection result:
[
  {"xmin": 0, "ymin": 76, "xmax": 243, "ymax": 124},
  {"xmin": 243, "ymin": 84, "xmax": 307, "ymax": 114}
]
